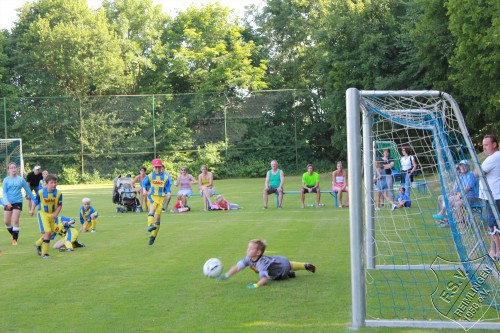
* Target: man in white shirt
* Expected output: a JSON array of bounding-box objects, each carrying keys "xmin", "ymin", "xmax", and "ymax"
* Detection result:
[{"xmin": 478, "ymin": 135, "xmax": 500, "ymax": 260}]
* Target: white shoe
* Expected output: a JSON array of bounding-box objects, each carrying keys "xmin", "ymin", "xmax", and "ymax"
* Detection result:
[
  {"xmin": 375, "ymin": 207, "xmax": 380, "ymax": 211},
  {"xmin": 391, "ymin": 204, "xmax": 397, "ymax": 211}
]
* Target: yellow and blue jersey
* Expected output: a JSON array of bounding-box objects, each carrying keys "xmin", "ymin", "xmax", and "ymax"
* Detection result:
[
  {"xmin": 51, "ymin": 216, "xmax": 75, "ymax": 239},
  {"xmin": 142, "ymin": 172, "xmax": 171, "ymax": 197},
  {"xmin": 79, "ymin": 205, "xmax": 98, "ymax": 224},
  {"xmin": 35, "ymin": 188, "xmax": 63, "ymax": 214},
  {"xmin": 38, "ymin": 179, "xmax": 46, "ymax": 190}
]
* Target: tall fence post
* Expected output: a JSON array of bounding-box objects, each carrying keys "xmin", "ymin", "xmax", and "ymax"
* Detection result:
[
  {"xmin": 79, "ymin": 98, "xmax": 84, "ymax": 177},
  {"xmin": 3, "ymin": 97, "xmax": 6, "ymax": 138},
  {"xmin": 152, "ymin": 95, "xmax": 156, "ymax": 158}
]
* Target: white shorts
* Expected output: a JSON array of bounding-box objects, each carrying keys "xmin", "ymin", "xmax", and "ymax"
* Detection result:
[
  {"xmin": 200, "ymin": 188, "xmax": 216, "ymax": 196},
  {"xmin": 177, "ymin": 189, "xmax": 192, "ymax": 197}
]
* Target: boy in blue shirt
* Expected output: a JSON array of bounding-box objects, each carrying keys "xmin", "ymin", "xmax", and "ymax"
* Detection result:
[{"xmin": 394, "ymin": 187, "xmax": 411, "ymax": 210}]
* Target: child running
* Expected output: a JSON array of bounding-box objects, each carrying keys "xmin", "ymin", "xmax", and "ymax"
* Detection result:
[
  {"xmin": 142, "ymin": 158, "xmax": 172, "ymax": 245},
  {"xmin": 217, "ymin": 239, "xmax": 316, "ymax": 288},
  {"xmin": 3, "ymin": 162, "xmax": 36, "ymax": 245},
  {"xmin": 30, "ymin": 174, "xmax": 62, "ymax": 259}
]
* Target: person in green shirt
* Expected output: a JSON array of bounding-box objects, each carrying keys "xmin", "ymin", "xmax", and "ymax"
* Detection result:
[{"xmin": 301, "ymin": 164, "xmax": 321, "ymax": 208}]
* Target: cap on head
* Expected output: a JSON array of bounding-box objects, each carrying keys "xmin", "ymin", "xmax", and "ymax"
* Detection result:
[
  {"xmin": 152, "ymin": 158, "xmax": 163, "ymax": 167},
  {"xmin": 34, "ymin": 165, "xmax": 41, "ymax": 170},
  {"xmin": 459, "ymin": 160, "xmax": 468, "ymax": 165}
]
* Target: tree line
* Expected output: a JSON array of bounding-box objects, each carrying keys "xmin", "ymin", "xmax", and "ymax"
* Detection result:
[{"xmin": 0, "ymin": 0, "xmax": 497, "ymax": 180}]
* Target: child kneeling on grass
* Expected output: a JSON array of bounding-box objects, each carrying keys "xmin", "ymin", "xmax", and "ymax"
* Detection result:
[
  {"xmin": 79, "ymin": 197, "xmax": 99, "ymax": 233},
  {"xmin": 217, "ymin": 239, "xmax": 316, "ymax": 288}
]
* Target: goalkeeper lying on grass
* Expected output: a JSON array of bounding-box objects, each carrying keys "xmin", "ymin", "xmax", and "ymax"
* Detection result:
[{"xmin": 217, "ymin": 239, "xmax": 316, "ymax": 288}]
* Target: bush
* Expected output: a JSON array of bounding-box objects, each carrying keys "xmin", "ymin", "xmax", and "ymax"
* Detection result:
[
  {"xmin": 81, "ymin": 170, "xmax": 102, "ymax": 184},
  {"xmin": 59, "ymin": 165, "xmax": 81, "ymax": 185}
]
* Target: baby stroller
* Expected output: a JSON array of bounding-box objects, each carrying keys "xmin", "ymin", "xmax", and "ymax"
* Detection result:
[{"xmin": 113, "ymin": 174, "xmax": 141, "ymax": 213}]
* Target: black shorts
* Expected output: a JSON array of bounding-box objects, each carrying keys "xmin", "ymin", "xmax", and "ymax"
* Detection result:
[
  {"xmin": 302, "ymin": 186, "xmax": 318, "ymax": 194},
  {"xmin": 266, "ymin": 187, "xmax": 281, "ymax": 194},
  {"xmin": 5, "ymin": 202, "xmax": 22, "ymax": 211}
]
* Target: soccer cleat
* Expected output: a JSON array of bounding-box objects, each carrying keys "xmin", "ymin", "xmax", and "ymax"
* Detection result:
[
  {"xmin": 91, "ymin": 229, "xmax": 96, "ymax": 233},
  {"xmin": 35, "ymin": 244, "xmax": 42, "ymax": 256},
  {"xmin": 433, "ymin": 214, "xmax": 445, "ymax": 220},
  {"xmin": 148, "ymin": 236, "xmax": 156, "ymax": 245},
  {"xmin": 12, "ymin": 239, "xmax": 17, "ymax": 246},
  {"xmin": 147, "ymin": 225, "xmax": 157, "ymax": 232},
  {"xmin": 375, "ymin": 207, "xmax": 380, "ymax": 211},
  {"xmin": 391, "ymin": 204, "xmax": 397, "ymax": 211},
  {"xmin": 305, "ymin": 263, "xmax": 316, "ymax": 273},
  {"xmin": 41, "ymin": 254, "xmax": 51, "ymax": 259},
  {"xmin": 73, "ymin": 241, "xmax": 85, "ymax": 248},
  {"xmin": 288, "ymin": 271, "xmax": 296, "ymax": 278}
]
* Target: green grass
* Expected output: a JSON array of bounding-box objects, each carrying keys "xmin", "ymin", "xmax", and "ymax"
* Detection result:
[{"xmin": 0, "ymin": 176, "xmax": 492, "ymax": 332}]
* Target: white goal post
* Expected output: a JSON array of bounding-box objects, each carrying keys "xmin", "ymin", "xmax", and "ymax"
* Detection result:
[
  {"xmin": 346, "ymin": 89, "xmax": 500, "ymax": 330},
  {"xmin": 0, "ymin": 138, "xmax": 24, "ymax": 179}
]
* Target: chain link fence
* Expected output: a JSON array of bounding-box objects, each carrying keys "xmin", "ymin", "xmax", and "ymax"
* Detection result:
[{"xmin": 1, "ymin": 90, "xmax": 343, "ymax": 182}]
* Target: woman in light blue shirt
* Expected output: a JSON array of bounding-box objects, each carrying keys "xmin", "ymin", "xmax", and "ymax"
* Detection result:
[{"xmin": 2, "ymin": 162, "xmax": 36, "ymax": 245}]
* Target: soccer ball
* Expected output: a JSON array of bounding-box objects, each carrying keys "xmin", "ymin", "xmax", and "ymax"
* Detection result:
[{"xmin": 203, "ymin": 258, "xmax": 223, "ymax": 278}]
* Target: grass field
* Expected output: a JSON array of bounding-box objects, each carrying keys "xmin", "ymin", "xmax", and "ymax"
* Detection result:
[{"xmin": 0, "ymin": 175, "xmax": 491, "ymax": 332}]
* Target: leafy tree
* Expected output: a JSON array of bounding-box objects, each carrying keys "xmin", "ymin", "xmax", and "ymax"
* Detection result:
[
  {"xmin": 154, "ymin": 3, "xmax": 267, "ymax": 94},
  {"xmin": 445, "ymin": 0, "xmax": 500, "ymax": 134},
  {"xmin": 102, "ymin": 0, "xmax": 169, "ymax": 94},
  {"xmin": 315, "ymin": 0, "xmax": 421, "ymax": 155},
  {"xmin": 10, "ymin": 0, "xmax": 128, "ymax": 97}
]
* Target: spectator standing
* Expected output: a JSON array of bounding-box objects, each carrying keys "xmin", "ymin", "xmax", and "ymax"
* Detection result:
[
  {"xmin": 478, "ymin": 135, "xmax": 500, "ymax": 260},
  {"xmin": 132, "ymin": 167, "xmax": 148, "ymax": 210},
  {"xmin": 26, "ymin": 165, "xmax": 43, "ymax": 211},
  {"xmin": 400, "ymin": 147, "xmax": 417, "ymax": 197}
]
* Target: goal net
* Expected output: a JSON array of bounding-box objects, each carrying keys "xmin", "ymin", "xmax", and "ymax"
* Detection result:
[
  {"xmin": 0, "ymin": 139, "xmax": 24, "ymax": 179},
  {"xmin": 346, "ymin": 89, "xmax": 500, "ymax": 330}
]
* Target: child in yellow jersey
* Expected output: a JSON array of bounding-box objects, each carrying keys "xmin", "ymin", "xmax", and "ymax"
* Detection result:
[
  {"xmin": 29, "ymin": 174, "xmax": 62, "ymax": 259},
  {"xmin": 38, "ymin": 170, "xmax": 49, "ymax": 190},
  {"xmin": 51, "ymin": 216, "xmax": 85, "ymax": 252},
  {"xmin": 142, "ymin": 158, "xmax": 172, "ymax": 245},
  {"xmin": 79, "ymin": 197, "xmax": 99, "ymax": 233}
]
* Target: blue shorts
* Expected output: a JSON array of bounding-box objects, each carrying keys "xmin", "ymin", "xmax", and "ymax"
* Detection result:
[
  {"xmin": 486, "ymin": 199, "xmax": 500, "ymax": 234},
  {"xmin": 377, "ymin": 178, "xmax": 388, "ymax": 191}
]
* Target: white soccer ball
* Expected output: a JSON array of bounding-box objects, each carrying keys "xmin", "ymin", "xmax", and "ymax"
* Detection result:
[{"xmin": 203, "ymin": 258, "xmax": 223, "ymax": 278}]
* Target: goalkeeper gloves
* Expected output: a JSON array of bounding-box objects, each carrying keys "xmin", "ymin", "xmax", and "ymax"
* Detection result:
[
  {"xmin": 216, "ymin": 273, "xmax": 229, "ymax": 281},
  {"xmin": 246, "ymin": 283, "xmax": 259, "ymax": 289}
]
